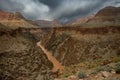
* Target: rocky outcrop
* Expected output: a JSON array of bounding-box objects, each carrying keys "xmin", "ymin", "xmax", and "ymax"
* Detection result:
[
  {"xmin": 41, "ymin": 26, "xmax": 120, "ymax": 66},
  {"xmin": 0, "ymin": 11, "xmax": 24, "ymax": 20},
  {"xmin": 0, "ymin": 10, "xmax": 37, "ymax": 29},
  {"xmin": 91, "ymin": 6, "xmax": 120, "ymax": 21},
  {"xmin": 15, "ymin": 27, "xmax": 51, "ymax": 42},
  {"xmin": 0, "ymin": 28, "xmax": 54, "ymax": 80},
  {"xmin": 85, "ymin": 6, "xmax": 120, "ymax": 27},
  {"xmin": 66, "ymin": 15, "xmax": 94, "ymax": 26},
  {"xmin": 95, "ymin": 6, "xmax": 120, "ymax": 17},
  {"xmin": 65, "ymin": 6, "xmax": 120, "ymax": 27}
]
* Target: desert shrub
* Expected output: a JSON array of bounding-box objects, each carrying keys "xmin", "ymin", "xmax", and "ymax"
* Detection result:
[
  {"xmin": 95, "ymin": 67, "xmax": 103, "ymax": 72},
  {"xmin": 112, "ymin": 57, "xmax": 120, "ymax": 63},
  {"xmin": 91, "ymin": 71, "xmax": 98, "ymax": 75},
  {"xmin": 62, "ymin": 74, "xmax": 70, "ymax": 78},
  {"xmin": 115, "ymin": 63, "xmax": 120, "ymax": 74},
  {"xmin": 103, "ymin": 65, "xmax": 113, "ymax": 72},
  {"xmin": 76, "ymin": 71, "xmax": 87, "ymax": 79},
  {"xmin": 91, "ymin": 67, "xmax": 103, "ymax": 75},
  {"xmin": 91, "ymin": 65, "xmax": 113, "ymax": 75},
  {"xmin": 97, "ymin": 65, "xmax": 112, "ymax": 72},
  {"xmin": 107, "ymin": 77, "xmax": 120, "ymax": 80}
]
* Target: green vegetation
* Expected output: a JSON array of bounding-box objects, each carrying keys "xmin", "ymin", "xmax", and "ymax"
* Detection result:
[
  {"xmin": 111, "ymin": 57, "xmax": 120, "ymax": 63},
  {"xmin": 76, "ymin": 71, "xmax": 87, "ymax": 79},
  {"xmin": 103, "ymin": 65, "xmax": 113, "ymax": 72},
  {"xmin": 115, "ymin": 63, "xmax": 120, "ymax": 74},
  {"xmin": 107, "ymin": 77, "xmax": 120, "ymax": 80},
  {"xmin": 62, "ymin": 74, "xmax": 70, "ymax": 78},
  {"xmin": 91, "ymin": 65, "xmax": 113, "ymax": 75}
]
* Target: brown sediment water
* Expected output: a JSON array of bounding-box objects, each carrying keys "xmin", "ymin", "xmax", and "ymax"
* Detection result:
[{"xmin": 37, "ymin": 41, "xmax": 64, "ymax": 72}]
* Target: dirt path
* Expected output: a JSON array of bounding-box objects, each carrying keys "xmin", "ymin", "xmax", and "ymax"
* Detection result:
[{"xmin": 37, "ymin": 42, "xmax": 64, "ymax": 72}]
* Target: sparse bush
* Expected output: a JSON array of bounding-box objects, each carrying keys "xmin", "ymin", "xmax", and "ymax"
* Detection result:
[
  {"xmin": 91, "ymin": 65, "xmax": 113, "ymax": 75},
  {"xmin": 97, "ymin": 65, "xmax": 113, "ymax": 72},
  {"xmin": 76, "ymin": 71, "xmax": 87, "ymax": 79},
  {"xmin": 103, "ymin": 65, "xmax": 113, "ymax": 72},
  {"xmin": 112, "ymin": 57, "xmax": 120, "ymax": 63},
  {"xmin": 91, "ymin": 71, "xmax": 98, "ymax": 75},
  {"xmin": 95, "ymin": 67, "xmax": 103, "ymax": 72},
  {"xmin": 107, "ymin": 77, "xmax": 120, "ymax": 80},
  {"xmin": 115, "ymin": 63, "xmax": 120, "ymax": 74},
  {"xmin": 91, "ymin": 67, "xmax": 103, "ymax": 75},
  {"xmin": 62, "ymin": 74, "xmax": 70, "ymax": 78}
]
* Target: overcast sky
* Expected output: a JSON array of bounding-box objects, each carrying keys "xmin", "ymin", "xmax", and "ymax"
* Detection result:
[{"xmin": 0, "ymin": 0, "xmax": 120, "ymax": 23}]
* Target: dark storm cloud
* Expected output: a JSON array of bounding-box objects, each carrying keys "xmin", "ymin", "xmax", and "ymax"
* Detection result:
[
  {"xmin": 0, "ymin": 0, "xmax": 24, "ymax": 11},
  {"xmin": 0, "ymin": 0, "xmax": 120, "ymax": 23},
  {"xmin": 58, "ymin": 0, "xmax": 107, "ymax": 23},
  {"xmin": 52, "ymin": 0, "xmax": 108, "ymax": 22},
  {"xmin": 38, "ymin": 0, "xmax": 62, "ymax": 9}
]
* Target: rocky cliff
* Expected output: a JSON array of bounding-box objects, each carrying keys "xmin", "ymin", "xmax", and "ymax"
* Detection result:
[
  {"xmin": 0, "ymin": 27, "xmax": 54, "ymax": 80},
  {"xmin": 85, "ymin": 6, "xmax": 120, "ymax": 27},
  {"xmin": 95, "ymin": 6, "xmax": 120, "ymax": 17},
  {"xmin": 66, "ymin": 15, "xmax": 94, "ymax": 26},
  {"xmin": 41, "ymin": 26, "xmax": 120, "ymax": 66},
  {"xmin": 90, "ymin": 6, "xmax": 120, "ymax": 22},
  {"xmin": 65, "ymin": 6, "xmax": 120, "ymax": 27},
  {"xmin": 0, "ymin": 11, "xmax": 37, "ymax": 29}
]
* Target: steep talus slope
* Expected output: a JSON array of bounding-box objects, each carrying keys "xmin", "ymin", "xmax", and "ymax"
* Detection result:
[
  {"xmin": 95, "ymin": 6, "xmax": 120, "ymax": 18},
  {"xmin": 18, "ymin": 28, "xmax": 46, "ymax": 41},
  {"xmin": 41, "ymin": 27, "xmax": 120, "ymax": 66},
  {"xmin": 66, "ymin": 15, "xmax": 94, "ymax": 26},
  {"xmin": 0, "ymin": 11, "xmax": 37, "ymax": 29},
  {"xmin": 85, "ymin": 6, "xmax": 120, "ymax": 27},
  {"xmin": 0, "ymin": 28, "xmax": 54, "ymax": 80},
  {"xmin": 91, "ymin": 6, "xmax": 120, "ymax": 22}
]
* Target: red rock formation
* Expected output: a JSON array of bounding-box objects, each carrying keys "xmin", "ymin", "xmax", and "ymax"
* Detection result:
[
  {"xmin": 95, "ymin": 6, "xmax": 120, "ymax": 17},
  {"xmin": 89, "ymin": 6, "xmax": 120, "ymax": 22},
  {"xmin": 0, "ymin": 10, "xmax": 37, "ymax": 29},
  {"xmin": 66, "ymin": 15, "xmax": 94, "ymax": 26},
  {"xmin": 0, "ymin": 10, "xmax": 24, "ymax": 20}
]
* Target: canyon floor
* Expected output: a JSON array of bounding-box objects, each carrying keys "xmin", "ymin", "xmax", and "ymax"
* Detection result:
[{"xmin": 37, "ymin": 41, "xmax": 64, "ymax": 72}]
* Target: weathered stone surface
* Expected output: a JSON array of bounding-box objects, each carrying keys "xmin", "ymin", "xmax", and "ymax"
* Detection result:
[
  {"xmin": 41, "ymin": 26, "xmax": 120, "ymax": 66},
  {"xmin": 0, "ymin": 28, "xmax": 54, "ymax": 80},
  {"xmin": 0, "ymin": 10, "xmax": 37, "ymax": 29}
]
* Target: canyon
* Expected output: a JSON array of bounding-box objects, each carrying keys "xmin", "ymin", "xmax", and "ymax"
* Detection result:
[
  {"xmin": 0, "ymin": 6, "xmax": 120, "ymax": 80},
  {"xmin": 37, "ymin": 41, "xmax": 64, "ymax": 72}
]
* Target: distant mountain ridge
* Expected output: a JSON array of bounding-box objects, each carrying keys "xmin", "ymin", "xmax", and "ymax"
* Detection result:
[
  {"xmin": 0, "ymin": 6, "xmax": 120, "ymax": 29},
  {"xmin": 65, "ymin": 6, "xmax": 120, "ymax": 27},
  {"xmin": 34, "ymin": 19, "xmax": 62, "ymax": 27},
  {"xmin": 0, "ymin": 10, "xmax": 62, "ymax": 28},
  {"xmin": 95, "ymin": 6, "xmax": 120, "ymax": 17},
  {"xmin": 0, "ymin": 10, "xmax": 38, "ymax": 29},
  {"xmin": 89, "ymin": 6, "xmax": 120, "ymax": 22},
  {"xmin": 66, "ymin": 15, "xmax": 94, "ymax": 26}
]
